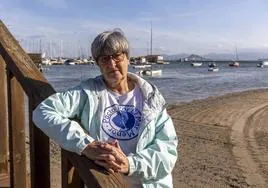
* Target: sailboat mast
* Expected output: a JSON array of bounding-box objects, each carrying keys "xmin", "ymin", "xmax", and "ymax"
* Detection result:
[
  {"xmin": 235, "ymin": 46, "xmax": 239, "ymax": 60},
  {"xmin": 150, "ymin": 21, "xmax": 152, "ymax": 55}
]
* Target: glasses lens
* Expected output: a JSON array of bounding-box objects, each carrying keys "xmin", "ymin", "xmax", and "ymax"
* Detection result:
[
  {"xmin": 99, "ymin": 53, "xmax": 124, "ymax": 64},
  {"xmin": 113, "ymin": 53, "xmax": 124, "ymax": 61}
]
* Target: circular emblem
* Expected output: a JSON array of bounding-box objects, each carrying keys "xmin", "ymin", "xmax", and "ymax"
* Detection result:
[{"xmin": 102, "ymin": 104, "xmax": 142, "ymax": 140}]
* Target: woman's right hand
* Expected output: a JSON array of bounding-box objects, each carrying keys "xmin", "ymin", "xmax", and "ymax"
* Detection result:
[
  {"xmin": 81, "ymin": 141, "xmax": 119, "ymax": 173},
  {"xmin": 82, "ymin": 141, "xmax": 115, "ymax": 160}
]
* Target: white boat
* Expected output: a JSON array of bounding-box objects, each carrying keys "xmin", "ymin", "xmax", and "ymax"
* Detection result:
[
  {"xmin": 64, "ymin": 59, "xmax": 77, "ymax": 65},
  {"xmin": 162, "ymin": 61, "xmax": 170, "ymax": 64},
  {"xmin": 132, "ymin": 64, "xmax": 152, "ymax": 69},
  {"xmin": 262, "ymin": 61, "xmax": 268, "ymax": 66},
  {"xmin": 208, "ymin": 62, "xmax": 219, "ymax": 71},
  {"xmin": 208, "ymin": 67, "xmax": 219, "ymax": 72},
  {"xmin": 191, "ymin": 62, "xmax": 203, "ymax": 67},
  {"xmin": 66, "ymin": 62, "xmax": 76, "ymax": 65},
  {"xmin": 229, "ymin": 61, "xmax": 239, "ymax": 67},
  {"xmin": 229, "ymin": 47, "xmax": 240, "ymax": 67},
  {"xmin": 136, "ymin": 69, "xmax": 162, "ymax": 76},
  {"xmin": 42, "ymin": 58, "xmax": 52, "ymax": 66},
  {"xmin": 88, "ymin": 59, "xmax": 96, "ymax": 64}
]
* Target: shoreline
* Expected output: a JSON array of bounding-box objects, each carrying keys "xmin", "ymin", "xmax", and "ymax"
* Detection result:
[{"xmin": 167, "ymin": 87, "xmax": 268, "ymax": 106}]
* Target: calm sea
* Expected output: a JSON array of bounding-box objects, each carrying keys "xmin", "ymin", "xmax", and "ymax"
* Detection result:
[{"xmin": 43, "ymin": 62, "xmax": 268, "ymax": 104}]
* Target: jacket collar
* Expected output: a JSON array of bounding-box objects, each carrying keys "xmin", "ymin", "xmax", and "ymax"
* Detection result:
[
  {"xmin": 127, "ymin": 72, "xmax": 166, "ymax": 124},
  {"xmin": 80, "ymin": 72, "xmax": 166, "ymax": 119}
]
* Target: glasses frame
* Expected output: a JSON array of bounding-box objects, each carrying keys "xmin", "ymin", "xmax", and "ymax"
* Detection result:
[{"xmin": 98, "ymin": 53, "xmax": 125, "ymax": 65}]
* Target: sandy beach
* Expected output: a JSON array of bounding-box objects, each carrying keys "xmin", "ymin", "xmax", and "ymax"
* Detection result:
[
  {"xmin": 170, "ymin": 89, "xmax": 268, "ymax": 187},
  {"xmin": 46, "ymin": 89, "xmax": 268, "ymax": 187}
]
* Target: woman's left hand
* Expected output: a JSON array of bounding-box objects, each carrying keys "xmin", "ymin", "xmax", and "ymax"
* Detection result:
[{"xmin": 94, "ymin": 140, "xmax": 129, "ymax": 174}]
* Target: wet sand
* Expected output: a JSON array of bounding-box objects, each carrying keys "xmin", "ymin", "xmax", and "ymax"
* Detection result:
[{"xmin": 46, "ymin": 89, "xmax": 268, "ymax": 187}]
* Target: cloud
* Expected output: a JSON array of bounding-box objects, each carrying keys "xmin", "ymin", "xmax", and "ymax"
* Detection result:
[{"xmin": 2, "ymin": 0, "xmax": 268, "ymax": 56}]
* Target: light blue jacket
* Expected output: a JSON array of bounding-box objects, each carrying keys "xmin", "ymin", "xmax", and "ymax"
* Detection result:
[{"xmin": 33, "ymin": 73, "xmax": 178, "ymax": 188}]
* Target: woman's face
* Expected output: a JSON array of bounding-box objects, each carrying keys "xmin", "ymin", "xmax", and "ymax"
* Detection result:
[{"xmin": 97, "ymin": 52, "xmax": 129, "ymax": 88}]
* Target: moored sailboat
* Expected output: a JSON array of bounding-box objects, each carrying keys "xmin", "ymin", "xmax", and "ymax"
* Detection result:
[{"xmin": 229, "ymin": 47, "xmax": 240, "ymax": 67}]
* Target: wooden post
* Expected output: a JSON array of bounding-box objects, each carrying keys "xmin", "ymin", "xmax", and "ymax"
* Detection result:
[
  {"xmin": 0, "ymin": 55, "xmax": 8, "ymax": 174},
  {"xmin": 29, "ymin": 94, "xmax": 50, "ymax": 188},
  {"xmin": 7, "ymin": 71, "xmax": 27, "ymax": 187},
  {"xmin": 61, "ymin": 151, "xmax": 84, "ymax": 188}
]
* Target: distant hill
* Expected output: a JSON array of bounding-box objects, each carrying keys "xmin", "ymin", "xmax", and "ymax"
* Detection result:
[
  {"xmin": 162, "ymin": 53, "xmax": 189, "ymax": 60},
  {"xmin": 164, "ymin": 52, "xmax": 268, "ymax": 61},
  {"xmin": 164, "ymin": 53, "xmax": 209, "ymax": 61}
]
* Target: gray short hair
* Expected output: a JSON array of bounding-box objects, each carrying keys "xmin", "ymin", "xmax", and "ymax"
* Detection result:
[{"xmin": 91, "ymin": 29, "xmax": 130, "ymax": 61}]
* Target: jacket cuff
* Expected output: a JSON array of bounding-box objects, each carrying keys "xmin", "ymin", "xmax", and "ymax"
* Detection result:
[
  {"xmin": 76, "ymin": 135, "xmax": 95, "ymax": 155},
  {"xmin": 127, "ymin": 156, "xmax": 136, "ymax": 176}
]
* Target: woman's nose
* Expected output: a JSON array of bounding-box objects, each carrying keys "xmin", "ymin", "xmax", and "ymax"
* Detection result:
[{"xmin": 106, "ymin": 58, "xmax": 116, "ymax": 67}]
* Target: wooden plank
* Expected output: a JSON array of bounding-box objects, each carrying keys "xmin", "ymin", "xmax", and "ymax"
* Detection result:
[
  {"xmin": 0, "ymin": 55, "xmax": 8, "ymax": 175},
  {"xmin": 0, "ymin": 20, "xmax": 55, "ymax": 107},
  {"xmin": 28, "ymin": 53, "xmax": 41, "ymax": 66},
  {"xmin": 62, "ymin": 150, "xmax": 127, "ymax": 188},
  {"xmin": 61, "ymin": 151, "xmax": 83, "ymax": 188},
  {"xmin": 28, "ymin": 95, "xmax": 50, "ymax": 188},
  {"xmin": 8, "ymin": 72, "xmax": 27, "ymax": 187}
]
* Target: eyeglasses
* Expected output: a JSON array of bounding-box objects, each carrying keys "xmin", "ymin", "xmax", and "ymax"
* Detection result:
[{"xmin": 98, "ymin": 53, "xmax": 125, "ymax": 64}]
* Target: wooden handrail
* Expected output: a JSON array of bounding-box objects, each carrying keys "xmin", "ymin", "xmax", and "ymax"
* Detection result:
[{"xmin": 0, "ymin": 20, "xmax": 127, "ymax": 187}]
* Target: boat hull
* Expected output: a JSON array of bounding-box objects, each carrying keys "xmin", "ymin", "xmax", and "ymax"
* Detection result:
[
  {"xmin": 262, "ymin": 61, "xmax": 268, "ymax": 66},
  {"xmin": 136, "ymin": 69, "xmax": 162, "ymax": 76},
  {"xmin": 191, "ymin": 62, "xmax": 203, "ymax": 67},
  {"xmin": 208, "ymin": 67, "xmax": 219, "ymax": 72}
]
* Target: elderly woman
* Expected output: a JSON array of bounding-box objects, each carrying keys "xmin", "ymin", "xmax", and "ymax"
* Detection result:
[{"xmin": 33, "ymin": 30, "xmax": 178, "ymax": 187}]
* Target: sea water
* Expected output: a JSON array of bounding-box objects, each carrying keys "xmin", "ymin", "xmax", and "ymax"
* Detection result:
[{"xmin": 43, "ymin": 62, "xmax": 268, "ymax": 104}]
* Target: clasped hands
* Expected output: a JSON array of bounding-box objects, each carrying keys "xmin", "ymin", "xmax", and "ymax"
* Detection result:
[{"xmin": 82, "ymin": 140, "xmax": 129, "ymax": 174}]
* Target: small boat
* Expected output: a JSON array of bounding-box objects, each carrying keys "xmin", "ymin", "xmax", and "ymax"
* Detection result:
[
  {"xmin": 136, "ymin": 69, "xmax": 162, "ymax": 76},
  {"xmin": 64, "ymin": 59, "xmax": 77, "ymax": 65},
  {"xmin": 191, "ymin": 62, "xmax": 203, "ymax": 67},
  {"xmin": 132, "ymin": 64, "xmax": 152, "ymax": 69},
  {"xmin": 42, "ymin": 58, "xmax": 52, "ymax": 66},
  {"xmin": 208, "ymin": 62, "xmax": 219, "ymax": 72},
  {"xmin": 208, "ymin": 62, "xmax": 217, "ymax": 68},
  {"xmin": 37, "ymin": 63, "xmax": 44, "ymax": 72},
  {"xmin": 257, "ymin": 63, "xmax": 264, "ymax": 68},
  {"xmin": 208, "ymin": 67, "xmax": 219, "ymax": 72},
  {"xmin": 229, "ymin": 47, "xmax": 240, "ymax": 67},
  {"xmin": 229, "ymin": 61, "xmax": 239, "ymax": 67},
  {"xmin": 262, "ymin": 61, "xmax": 268, "ymax": 66}
]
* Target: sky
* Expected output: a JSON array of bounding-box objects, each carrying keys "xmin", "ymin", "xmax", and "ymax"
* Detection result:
[{"xmin": 1, "ymin": 0, "xmax": 268, "ymax": 57}]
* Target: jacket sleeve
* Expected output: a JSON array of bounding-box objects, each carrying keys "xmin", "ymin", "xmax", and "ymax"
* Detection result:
[
  {"xmin": 32, "ymin": 87, "xmax": 94, "ymax": 154},
  {"xmin": 127, "ymin": 109, "xmax": 178, "ymax": 181}
]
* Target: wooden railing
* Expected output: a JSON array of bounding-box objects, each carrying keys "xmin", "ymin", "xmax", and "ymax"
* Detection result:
[{"xmin": 0, "ymin": 20, "xmax": 127, "ymax": 188}]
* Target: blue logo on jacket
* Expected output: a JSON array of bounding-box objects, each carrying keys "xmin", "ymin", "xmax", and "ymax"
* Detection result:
[{"xmin": 102, "ymin": 104, "xmax": 142, "ymax": 140}]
